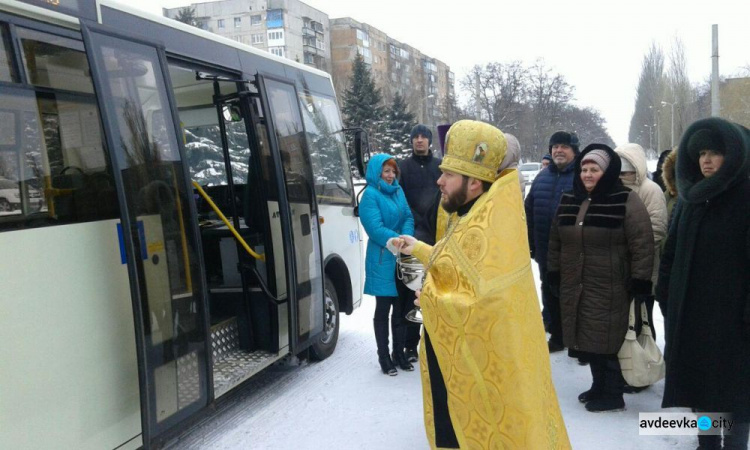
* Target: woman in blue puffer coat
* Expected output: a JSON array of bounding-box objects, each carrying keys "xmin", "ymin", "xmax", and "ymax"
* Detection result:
[{"xmin": 360, "ymin": 153, "xmax": 415, "ymax": 376}]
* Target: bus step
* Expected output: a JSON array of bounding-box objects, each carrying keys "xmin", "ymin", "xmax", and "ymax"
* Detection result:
[
  {"xmin": 213, "ymin": 348, "xmax": 278, "ymax": 397},
  {"xmin": 211, "ymin": 317, "xmax": 240, "ymax": 362},
  {"xmin": 210, "ymin": 317, "xmax": 279, "ymax": 397}
]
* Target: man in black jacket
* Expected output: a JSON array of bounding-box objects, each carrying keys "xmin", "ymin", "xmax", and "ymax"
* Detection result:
[{"xmin": 397, "ymin": 124, "xmax": 441, "ymax": 363}]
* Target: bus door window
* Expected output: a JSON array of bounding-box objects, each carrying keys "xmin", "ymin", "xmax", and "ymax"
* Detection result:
[
  {"xmin": 264, "ymin": 80, "xmax": 324, "ymax": 343},
  {"xmin": 0, "ymin": 26, "xmax": 116, "ymax": 230},
  {"xmin": 85, "ymin": 33, "xmax": 208, "ymax": 427},
  {"xmin": 246, "ymin": 95, "xmax": 287, "ymax": 301},
  {"xmin": 297, "ymin": 92, "xmax": 354, "ymax": 206}
]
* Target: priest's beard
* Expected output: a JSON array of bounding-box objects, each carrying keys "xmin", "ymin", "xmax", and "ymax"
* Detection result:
[{"xmin": 441, "ymin": 177, "xmax": 469, "ymax": 213}]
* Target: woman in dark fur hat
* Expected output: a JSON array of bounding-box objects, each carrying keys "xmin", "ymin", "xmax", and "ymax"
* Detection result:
[
  {"xmin": 657, "ymin": 117, "xmax": 750, "ymax": 449},
  {"xmin": 548, "ymin": 144, "xmax": 654, "ymax": 413}
]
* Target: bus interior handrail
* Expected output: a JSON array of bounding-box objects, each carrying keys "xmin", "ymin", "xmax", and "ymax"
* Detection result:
[{"xmin": 192, "ymin": 181, "xmax": 265, "ymax": 261}]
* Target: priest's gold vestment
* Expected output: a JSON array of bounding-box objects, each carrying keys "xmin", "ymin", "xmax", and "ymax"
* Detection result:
[{"xmin": 412, "ymin": 170, "xmax": 570, "ymax": 450}]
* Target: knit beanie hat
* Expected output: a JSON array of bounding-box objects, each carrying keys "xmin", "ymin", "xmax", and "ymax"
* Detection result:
[
  {"xmin": 542, "ymin": 154, "xmax": 552, "ymax": 163},
  {"xmin": 581, "ymin": 149, "xmax": 611, "ymax": 171},
  {"xmin": 410, "ymin": 124, "xmax": 433, "ymax": 146},
  {"xmin": 548, "ymin": 131, "xmax": 580, "ymax": 154}
]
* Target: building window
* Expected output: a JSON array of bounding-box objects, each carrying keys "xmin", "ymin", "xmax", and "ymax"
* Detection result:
[
  {"xmin": 399, "ymin": 48, "xmax": 409, "ymax": 59},
  {"xmin": 217, "ymin": 19, "xmax": 225, "ymax": 28},
  {"xmin": 250, "ymin": 14, "xmax": 261, "ymax": 25},
  {"xmin": 356, "ymin": 29, "xmax": 369, "ymax": 47},
  {"xmin": 270, "ymin": 47, "xmax": 284, "ymax": 57},
  {"xmin": 234, "ymin": 17, "xmax": 241, "ymax": 28},
  {"xmin": 269, "ymin": 31, "xmax": 283, "ymax": 41},
  {"xmin": 266, "ymin": 10, "xmax": 283, "ymax": 28},
  {"xmin": 252, "ymin": 34, "xmax": 264, "ymax": 44}
]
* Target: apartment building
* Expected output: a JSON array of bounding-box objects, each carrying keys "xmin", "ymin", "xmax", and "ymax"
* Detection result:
[
  {"xmin": 163, "ymin": 0, "xmax": 330, "ymax": 72},
  {"xmin": 330, "ymin": 17, "xmax": 455, "ymax": 132}
]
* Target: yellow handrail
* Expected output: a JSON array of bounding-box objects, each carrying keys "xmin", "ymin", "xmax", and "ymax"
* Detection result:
[{"xmin": 191, "ymin": 181, "xmax": 265, "ymax": 261}]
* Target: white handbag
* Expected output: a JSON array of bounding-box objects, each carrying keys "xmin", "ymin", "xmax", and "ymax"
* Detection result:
[{"xmin": 617, "ymin": 299, "xmax": 666, "ymax": 387}]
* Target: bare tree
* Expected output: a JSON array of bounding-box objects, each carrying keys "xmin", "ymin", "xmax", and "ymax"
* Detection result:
[
  {"xmin": 460, "ymin": 61, "xmax": 528, "ymax": 132},
  {"xmin": 527, "ymin": 59, "xmax": 575, "ymax": 157},
  {"xmin": 628, "ymin": 42, "xmax": 665, "ymax": 154},
  {"xmin": 560, "ymin": 106, "xmax": 615, "ymax": 149},
  {"xmin": 666, "ymin": 37, "xmax": 696, "ymax": 145}
]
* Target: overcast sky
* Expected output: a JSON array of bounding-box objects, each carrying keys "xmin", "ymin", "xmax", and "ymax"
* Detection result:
[{"xmin": 128, "ymin": 0, "xmax": 749, "ymax": 145}]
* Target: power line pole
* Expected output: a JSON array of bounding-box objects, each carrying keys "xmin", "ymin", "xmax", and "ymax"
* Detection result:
[{"xmin": 711, "ymin": 24, "xmax": 721, "ymax": 117}]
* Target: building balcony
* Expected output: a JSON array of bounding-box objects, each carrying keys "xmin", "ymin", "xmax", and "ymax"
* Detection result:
[
  {"xmin": 303, "ymin": 44, "xmax": 320, "ymax": 55},
  {"xmin": 302, "ymin": 26, "xmax": 315, "ymax": 37}
]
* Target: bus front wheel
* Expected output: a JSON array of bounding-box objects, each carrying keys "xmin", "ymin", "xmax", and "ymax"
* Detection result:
[{"xmin": 310, "ymin": 276, "xmax": 339, "ymax": 360}]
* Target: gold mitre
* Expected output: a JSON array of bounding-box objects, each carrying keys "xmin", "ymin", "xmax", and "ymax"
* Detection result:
[{"xmin": 439, "ymin": 120, "xmax": 507, "ymax": 183}]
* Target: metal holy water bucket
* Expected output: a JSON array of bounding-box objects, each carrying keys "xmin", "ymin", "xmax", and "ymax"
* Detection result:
[
  {"xmin": 397, "ymin": 254, "xmax": 424, "ymax": 323},
  {"xmin": 397, "ymin": 255, "xmax": 425, "ymax": 291}
]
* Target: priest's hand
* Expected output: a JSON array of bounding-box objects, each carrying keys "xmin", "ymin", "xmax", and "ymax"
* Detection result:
[
  {"xmin": 398, "ymin": 235, "xmax": 418, "ymax": 255},
  {"xmin": 414, "ymin": 289, "xmax": 421, "ymax": 307}
]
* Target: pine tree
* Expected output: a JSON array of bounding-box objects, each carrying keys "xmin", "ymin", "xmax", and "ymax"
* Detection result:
[
  {"xmin": 341, "ymin": 54, "xmax": 385, "ymax": 152},
  {"xmin": 174, "ymin": 7, "xmax": 202, "ymax": 28},
  {"xmin": 381, "ymin": 92, "xmax": 416, "ymax": 157}
]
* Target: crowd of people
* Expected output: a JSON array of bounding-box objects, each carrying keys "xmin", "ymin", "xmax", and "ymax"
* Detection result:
[{"xmin": 358, "ymin": 118, "xmax": 749, "ymax": 449}]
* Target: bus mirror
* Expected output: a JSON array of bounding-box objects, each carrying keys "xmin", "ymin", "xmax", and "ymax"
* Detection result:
[
  {"xmin": 353, "ymin": 129, "xmax": 370, "ymax": 178},
  {"xmin": 222, "ymin": 104, "xmax": 243, "ymax": 122}
]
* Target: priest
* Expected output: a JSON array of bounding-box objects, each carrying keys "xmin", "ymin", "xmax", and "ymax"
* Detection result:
[{"xmin": 399, "ymin": 120, "xmax": 570, "ymax": 449}]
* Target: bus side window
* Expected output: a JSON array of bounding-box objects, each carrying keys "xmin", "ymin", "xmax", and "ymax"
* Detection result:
[{"xmin": 0, "ymin": 26, "xmax": 117, "ymax": 230}]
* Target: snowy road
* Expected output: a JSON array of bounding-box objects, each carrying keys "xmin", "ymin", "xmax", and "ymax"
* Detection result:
[
  {"xmin": 167, "ymin": 262, "xmax": 693, "ymax": 450},
  {"xmin": 167, "ymin": 193, "xmax": 695, "ymax": 449}
]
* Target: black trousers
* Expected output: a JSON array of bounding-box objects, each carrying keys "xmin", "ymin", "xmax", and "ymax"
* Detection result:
[
  {"xmin": 374, "ymin": 296, "xmax": 406, "ymax": 358},
  {"xmin": 540, "ymin": 265, "xmax": 563, "ymax": 344},
  {"xmin": 396, "ymin": 269, "xmax": 421, "ymax": 350}
]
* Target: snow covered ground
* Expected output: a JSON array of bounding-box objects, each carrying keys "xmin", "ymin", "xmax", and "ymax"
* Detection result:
[{"xmin": 168, "ymin": 216, "xmax": 697, "ymax": 450}]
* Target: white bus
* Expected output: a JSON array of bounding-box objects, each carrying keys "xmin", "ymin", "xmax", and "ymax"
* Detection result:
[{"xmin": 0, "ymin": 1, "xmax": 367, "ymax": 448}]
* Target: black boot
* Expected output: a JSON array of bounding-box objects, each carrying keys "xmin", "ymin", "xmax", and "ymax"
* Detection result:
[
  {"xmin": 623, "ymin": 383, "xmax": 649, "ymax": 394},
  {"xmin": 392, "ymin": 350, "xmax": 414, "ymax": 371},
  {"xmin": 374, "ymin": 319, "xmax": 396, "ymax": 375},
  {"xmin": 586, "ymin": 356, "xmax": 625, "ymax": 412},
  {"xmin": 579, "ymin": 357, "xmax": 605, "ymax": 403},
  {"xmin": 404, "ymin": 347, "xmax": 419, "ymax": 363},
  {"xmin": 378, "ymin": 355, "xmax": 397, "ymax": 376},
  {"xmin": 391, "ymin": 309, "xmax": 412, "ymax": 371}
]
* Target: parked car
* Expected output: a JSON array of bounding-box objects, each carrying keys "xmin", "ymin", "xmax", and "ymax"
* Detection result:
[
  {"xmin": 0, "ymin": 178, "xmax": 21, "ymax": 212},
  {"xmin": 0, "ymin": 178, "xmax": 44, "ymax": 212},
  {"xmin": 519, "ymin": 162, "xmax": 542, "ymax": 184}
]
